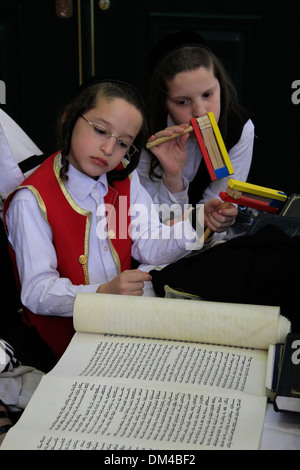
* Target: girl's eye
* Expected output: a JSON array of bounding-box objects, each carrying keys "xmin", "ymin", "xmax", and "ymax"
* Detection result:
[
  {"xmin": 93, "ymin": 125, "xmax": 107, "ymax": 136},
  {"xmin": 176, "ymin": 99, "xmax": 189, "ymax": 106},
  {"xmin": 118, "ymin": 139, "xmax": 129, "ymax": 149}
]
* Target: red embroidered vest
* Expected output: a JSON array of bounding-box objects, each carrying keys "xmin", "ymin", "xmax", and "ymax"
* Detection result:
[{"xmin": 4, "ymin": 152, "xmax": 131, "ymax": 358}]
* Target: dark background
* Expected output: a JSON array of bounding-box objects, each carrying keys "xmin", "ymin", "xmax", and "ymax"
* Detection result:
[{"xmin": 0, "ymin": 0, "xmax": 299, "ymax": 195}]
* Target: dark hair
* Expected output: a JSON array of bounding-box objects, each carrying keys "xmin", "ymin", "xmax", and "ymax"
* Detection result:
[
  {"xmin": 148, "ymin": 44, "xmax": 240, "ymax": 180},
  {"xmin": 57, "ymin": 78, "xmax": 148, "ymax": 183}
]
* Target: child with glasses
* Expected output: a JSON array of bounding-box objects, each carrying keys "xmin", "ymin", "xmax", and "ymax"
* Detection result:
[
  {"xmin": 4, "ymin": 76, "xmax": 219, "ymax": 359},
  {"xmin": 138, "ymin": 30, "xmax": 254, "ymax": 232}
]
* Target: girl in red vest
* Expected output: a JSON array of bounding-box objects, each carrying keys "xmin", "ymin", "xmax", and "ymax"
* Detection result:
[{"xmin": 4, "ymin": 76, "xmax": 235, "ymax": 359}]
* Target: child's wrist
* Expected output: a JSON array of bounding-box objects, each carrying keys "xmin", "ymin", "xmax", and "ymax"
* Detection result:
[{"xmin": 162, "ymin": 172, "xmax": 184, "ymax": 193}]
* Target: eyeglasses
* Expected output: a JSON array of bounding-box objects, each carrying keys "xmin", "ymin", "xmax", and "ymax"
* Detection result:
[{"xmin": 81, "ymin": 115, "xmax": 138, "ymax": 157}]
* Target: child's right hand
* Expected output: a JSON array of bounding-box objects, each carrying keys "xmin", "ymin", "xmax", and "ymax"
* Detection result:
[
  {"xmin": 147, "ymin": 123, "xmax": 191, "ymax": 193},
  {"xmin": 96, "ymin": 269, "xmax": 152, "ymax": 296}
]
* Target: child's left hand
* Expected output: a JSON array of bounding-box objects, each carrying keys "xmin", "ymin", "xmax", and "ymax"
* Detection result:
[{"xmin": 204, "ymin": 199, "xmax": 237, "ymax": 233}]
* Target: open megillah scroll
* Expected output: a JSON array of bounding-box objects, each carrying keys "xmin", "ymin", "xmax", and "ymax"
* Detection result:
[{"xmin": 2, "ymin": 294, "xmax": 291, "ymax": 451}]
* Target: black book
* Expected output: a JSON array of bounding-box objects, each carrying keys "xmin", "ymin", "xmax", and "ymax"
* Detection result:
[
  {"xmin": 274, "ymin": 333, "xmax": 300, "ymax": 413},
  {"xmin": 246, "ymin": 193, "xmax": 300, "ymax": 238}
]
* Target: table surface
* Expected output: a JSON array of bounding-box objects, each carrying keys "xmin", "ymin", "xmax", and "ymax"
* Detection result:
[{"xmin": 260, "ymin": 403, "xmax": 300, "ymax": 450}]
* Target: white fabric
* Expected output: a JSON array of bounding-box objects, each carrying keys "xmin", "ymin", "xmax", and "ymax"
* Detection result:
[
  {"xmin": 0, "ymin": 109, "xmax": 42, "ymax": 200},
  {"xmin": 0, "ymin": 339, "xmax": 43, "ymax": 410},
  {"xmin": 5, "ymin": 156, "xmax": 202, "ymax": 317}
]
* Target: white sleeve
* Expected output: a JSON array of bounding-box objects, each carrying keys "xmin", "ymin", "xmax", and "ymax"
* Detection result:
[
  {"xmin": 137, "ymin": 149, "xmax": 190, "ymax": 220},
  {"xmin": 129, "ymin": 171, "xmax": 203, "ymax": 266}
]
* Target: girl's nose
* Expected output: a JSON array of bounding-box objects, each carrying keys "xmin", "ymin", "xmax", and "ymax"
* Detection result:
[
  {"xmin": 100, "ymin": 136, "xmax": 117, "ymax": 155},
  {"xmin": 192, "ymin": 100, "xmax": 206, "ymax": 118}
]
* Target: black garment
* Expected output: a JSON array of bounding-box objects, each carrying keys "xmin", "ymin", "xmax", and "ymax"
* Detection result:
[
  {"xmin": 0, "ymin": 219, "xmax": 20, "ymax": 326},
  {"xmin": 150, "ymin": 225, "xmax": 300, "ymax": 332}
]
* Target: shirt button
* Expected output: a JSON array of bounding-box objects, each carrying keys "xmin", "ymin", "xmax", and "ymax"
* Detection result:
[{"xmin": 104, "ymin": 246, "xmax": 108, "ymax": 251}]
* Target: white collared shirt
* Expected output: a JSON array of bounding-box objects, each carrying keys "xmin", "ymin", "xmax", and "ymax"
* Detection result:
[{"xmin": 6, "ymin": 157, "xmax": 202, "ymax": 317}]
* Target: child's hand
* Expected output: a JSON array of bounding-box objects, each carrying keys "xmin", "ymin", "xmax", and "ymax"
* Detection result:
[
  {"xmin": 96, "ymin": 269, "xmax": 152, "ymax": 296},
  {"xmin": 147, "ymin": 123, "xmax": 191, "ymax": 193},
  {"xmin": 204, "ymin": 199, "xmax": 237, "ymax": 233}
]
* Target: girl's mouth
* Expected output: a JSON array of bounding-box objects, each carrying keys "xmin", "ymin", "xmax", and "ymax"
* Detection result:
[{"xmin": 91, "ymin": 156, "xmax": 108, "ymax": 167}]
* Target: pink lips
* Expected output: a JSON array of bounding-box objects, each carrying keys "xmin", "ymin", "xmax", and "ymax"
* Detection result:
[{"xmin": 91, "ymin": 156, "xmax": 108, "ymax": 167}]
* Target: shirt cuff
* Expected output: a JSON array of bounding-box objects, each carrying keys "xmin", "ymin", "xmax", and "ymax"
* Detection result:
[{"xmin": 156, "ymin": 176, "xmax": 189, "ymax": 205}]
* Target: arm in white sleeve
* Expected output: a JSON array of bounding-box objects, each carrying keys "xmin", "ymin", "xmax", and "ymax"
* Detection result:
[
  {"xmin": 137, "ymin": 149, "xmax": 190, "ymax": 220},
  {"xmin": 130, "ymin": 171, "xmax": 203, "ymax": 265},
  {"xmin": 138, "ymin": 120, "xmax": 254, "ymax": 208},
  {"xmin": 5, "ymin": 189, "xmax": 99, "ymax": 317}
]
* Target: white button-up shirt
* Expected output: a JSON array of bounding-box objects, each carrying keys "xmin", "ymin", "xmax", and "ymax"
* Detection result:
[{"xmin": 6, "ymin": 158, "xmax": 202, "ymax": 317}]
